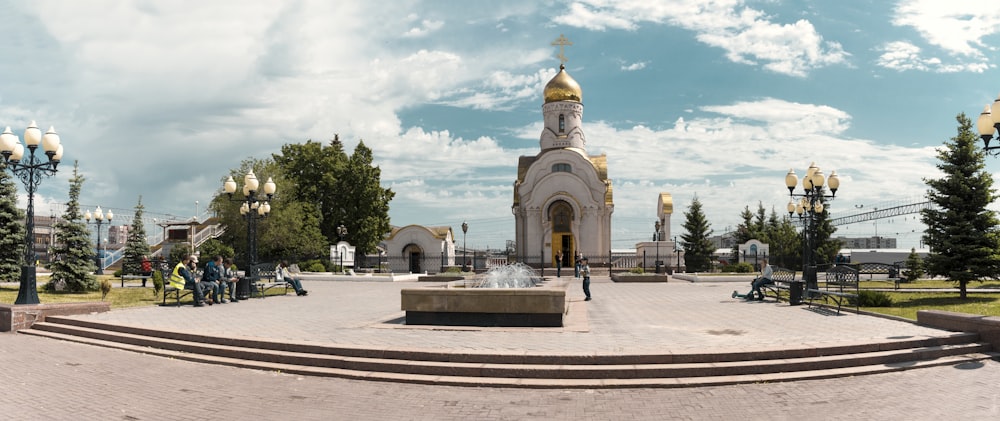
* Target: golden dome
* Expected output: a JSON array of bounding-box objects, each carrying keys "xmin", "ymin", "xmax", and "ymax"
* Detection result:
[{"xmin": 543, "ymin": 64, "xmax": 582, "ymax": 103}]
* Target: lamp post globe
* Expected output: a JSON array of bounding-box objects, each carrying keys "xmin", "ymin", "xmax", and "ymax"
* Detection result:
[{"xmin": 0, "ymin": 121, "xmax": 64, "ymax": 304}]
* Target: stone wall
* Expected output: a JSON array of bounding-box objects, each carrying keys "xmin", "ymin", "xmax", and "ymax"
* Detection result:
[
  {"xmin": 0, "ymin": 302, "xmax": 111, "ymax": 332},
  {"xmin": 917, "ymin": 310, "xmax": 1000, "ymax": 350}
]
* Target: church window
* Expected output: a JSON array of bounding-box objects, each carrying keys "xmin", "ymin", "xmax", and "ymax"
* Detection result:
[
  {"xmin": 552, "ymin": 163, "xmax": 571, "ymax": 173},
  {"xmin": 558, "ymin": 114, "xmax": 565, "ymax": 132}
]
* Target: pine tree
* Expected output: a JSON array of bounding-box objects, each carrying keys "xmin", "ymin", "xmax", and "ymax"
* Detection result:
[
  {"xmin": 903, "ymin": 248, "xmax": 924, "ymax": 283},
  {"xmin": 812, "ymin": 194, "xmax": 842, "ymax": 266},
  {"xmin": 921, "ymin": 113, "xmax": 1000, "ymax": 298},
  {"xmin": 0, "ymin": 165, "xmax": 26, "ymax": 282},
  {"xmin": 764, "ymin": 209, "xmax": 801, "ymax": 270},
  {"xmin": 48, "ymin": 162, "xmax": 97, "ymax": 292},
  {"xmin": 680, "ymin": 196, "xmax": 715, "ymax": 272},
  {"xmin": 122, "ymin": 196, "xmax": 151, "ymax": 276}
]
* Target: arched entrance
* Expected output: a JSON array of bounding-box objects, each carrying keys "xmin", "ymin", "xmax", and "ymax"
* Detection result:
[
  {"xmin": 548, "ymin": 200, "xmax": 574, "ymax": 267},
  {"xmin": 402, "ymin": 244, "xmax": 423, "ymax": 273}
]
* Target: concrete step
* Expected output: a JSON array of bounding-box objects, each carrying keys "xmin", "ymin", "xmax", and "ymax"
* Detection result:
[
  {"xmin": 35, "ymin": 316, "xmax": 983, "ymax": 364},
  {"xmin": 22, "ymin": 317, "xmax": 997, "ymax": 388},
  {"xmin": 17, "ymin": 327, "xmax": 997, "ymax": 389}
]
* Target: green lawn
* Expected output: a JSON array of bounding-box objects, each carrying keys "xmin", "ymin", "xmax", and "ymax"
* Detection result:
[{"xmin": 0, "ymin": 275, "xmax": 288, "ymax": 308}]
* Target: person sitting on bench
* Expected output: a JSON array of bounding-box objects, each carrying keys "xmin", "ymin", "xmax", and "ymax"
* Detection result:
[
  {"xmin": 276, "ymin": 261, "xmax": 308, "ymax": 296},
  {"xmin": 732, "ymin": 258, "xmax": 773, "ymax": 301}
]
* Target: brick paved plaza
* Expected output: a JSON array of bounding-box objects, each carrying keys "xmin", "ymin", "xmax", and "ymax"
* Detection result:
[{"xmin": 2, "ymin": 277, "xmax": 999, "ymax": 420}]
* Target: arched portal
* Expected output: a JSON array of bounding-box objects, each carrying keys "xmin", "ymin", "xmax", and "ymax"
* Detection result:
[
  {"xmin": 402, "ymin": 243, "xmax": 423, "ymax": 273},
  {"xmin": 548, "ymin": 200, "xmax": 574, "ymax": 267}
]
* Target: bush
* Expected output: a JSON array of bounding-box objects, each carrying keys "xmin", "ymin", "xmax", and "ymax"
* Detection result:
[
  {"xmin": 152, "ymin": 270, "xmax": 164, "ymax": 297},
  {"xmin": 855, "ymin": 290, "xmax": 893, "ymax": 307},
  {"xmin": 444, "ymin": 266, "xmax": 463, "ymax": 273},
  {"xmin": 629, "ymin": 267, "xmax": 645, "ymax": 274},
  {"xmin": 305, "ymin": 262, "xmax": 326, "ymax": 272},
  {"xmin": 113, "ymin": 269, "xmax": 122, "ymax": 277},
  {"xmin": 721, "ymin": 262, "xmax": 754, "ymax": 273}
]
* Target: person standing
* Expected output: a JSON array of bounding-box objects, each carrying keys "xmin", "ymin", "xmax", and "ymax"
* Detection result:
[
  {"xmin": 574, "ymin": 252, "xmax": 583, "ymax": 278},
  {"xmin": 580, "ymin": 257, "xmax": 592, "ymax": 301},
  {"xmin": 555, "ymin": 251, "xmax": 563, "ymax": 277}
]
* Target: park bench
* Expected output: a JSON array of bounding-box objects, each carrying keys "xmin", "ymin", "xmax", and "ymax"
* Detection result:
[
  {"xmin": 853, "ymin": 262, "xmax": 901, "ymax": 289},
  {"xmin": 807, "ymin": 265, "xmax": 859, "ymax": 315},
  {"xmin": 161, "ymin": 267, "xmax": 195, "ymax": 306},
  {"xmin": 250, "ymin": 262, "xmax": 289, "ymax": 298},
  {"xmin": 760, "ymin": 267, "xmax": 798, "ymax": 301}
]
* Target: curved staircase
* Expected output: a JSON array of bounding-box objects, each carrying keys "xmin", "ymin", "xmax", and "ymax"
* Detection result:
[{"xmin": 23, "ymin": 316, "xmax": 996, "ymax": 389}]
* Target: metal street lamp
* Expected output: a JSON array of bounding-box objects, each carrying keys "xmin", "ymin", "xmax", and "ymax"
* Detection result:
[
  {"xmin": 0, "ymin": 122, "xmax": 63, "ymax": 304},
  {"xmin": 785, "ymin": 162, "xmax": 841, "ymax": 295},
  {"xmin": 654, "ymin": 220, "xmax": 661, "ymax": 273},
  {"xmin": 222, "ymin": 170, "xmax": 275, "ymax": 269},
  {"xmin": 84, "ymin": 206, "xmax": 113, "ymax": 274},
  {"xmin": 673, "ymin": 235, "xmax": 682, "ymax": 273},
  {"xmin": 336, "ymin": 224, "xmax": 348, "ymax": 271},
  {"xmin": 461, "ymin": 221, "xmax": 468, "ymax": 272}
]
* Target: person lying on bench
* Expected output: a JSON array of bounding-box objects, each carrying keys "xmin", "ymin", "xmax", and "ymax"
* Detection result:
[
  {"xmin": 732, "ymin": 258, "xmax": 773, "ymax": 301},
  {"xmin": 277, "ymin": 260, "xmax": 309, "ymax": 296}
]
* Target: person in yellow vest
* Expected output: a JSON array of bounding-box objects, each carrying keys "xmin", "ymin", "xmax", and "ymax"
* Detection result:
[{"xmin": 170, "ymin": 255, "xmax": 211, "ymax": 307}]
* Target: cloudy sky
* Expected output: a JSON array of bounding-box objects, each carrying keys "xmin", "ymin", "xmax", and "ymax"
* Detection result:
[{"xmin": 3, "ymin": 0, "xmax": 1000, "ymax": 251}]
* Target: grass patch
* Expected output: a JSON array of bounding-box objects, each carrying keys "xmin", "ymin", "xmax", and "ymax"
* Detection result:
[
  {"xmin": 0, "ymin": 275, "xmax": 290, "ymax": 309},
  {"xmin": 861, "ymin": 292, "xmax": 1000, "ymax": 320}
]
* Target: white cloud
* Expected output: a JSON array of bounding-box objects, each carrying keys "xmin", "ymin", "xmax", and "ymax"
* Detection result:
[
  {"xmin": 892, "ymin": 0, "xmax": 1000, "ymax": 57},
  {"xmin": 552, "ymin": 0, "xmax": 848, "ymax": 77},
  {"xmin": 403, "ymin": 19, "xmax": 445, "ymax": 38},
  {"xmin": 620, "ymin": 61, "xmax": 647, "ymax": 71},
  {"xmin": 880, "ymin": 1, "xmax": 1000, "ymax": 72},
  {"xmin": 877, "ymin": 41, "xmax": 990, "ymax": 73}
]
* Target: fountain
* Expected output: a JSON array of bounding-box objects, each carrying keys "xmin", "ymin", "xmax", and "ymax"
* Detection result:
[{"xmin": 400, "ymin": 263, "xmax": 568, "ymax": 327}]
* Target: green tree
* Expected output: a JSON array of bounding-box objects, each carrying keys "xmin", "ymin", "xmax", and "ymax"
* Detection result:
[
  {"xmin": 273, "ymin": 137, "xmax": 347, "ymax": 242},
  {"xmin": 273, "ymin": 137, "xmax": 394, "ymax": 255},
  {"xmin": 48, "ymin": 162, "xmax": 97, "ymax": 291},
  {"xmin": 198, "ymin": 238, "xmax": 234, "ymax": 261},
  {"xmin": 811, "ymin": 195, "xmax": 841, "ymax": 266},
  {"xmin": 210, "ymin": 158, "xmax": 327, "ymax": 266},
  {"xmin": 168, "ymin": 243, "xmax": 191, "ymax": 268},
  {"xmin": 121, "ymin": 196, "xmax": 151, "ymax": 276},
  {"xmin": 0, "ymin": 164, "xmax": 25, "ymax": 282},
  {"xmin": 902, "ymin": 248, "xmax": 924, "ymax": 283},
  {"xmin": 921, "ymin": 113, "xmax": 1000, "ymax": 298},
  {"xmin": 333, "ymin": 140, "xmax": 394, "ymax": 255},
  {"xmin": 680, "ymin": 196, "xmax": 714, "ymax": 272},
  {"xmin": 764, "ymin": 209, "xmax": 801, "ymax": 270}
]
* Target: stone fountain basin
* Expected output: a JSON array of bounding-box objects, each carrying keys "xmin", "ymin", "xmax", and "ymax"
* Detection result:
[{"xmin": 400, "ymin": 278, "xmax": 568, "ymax": 327}]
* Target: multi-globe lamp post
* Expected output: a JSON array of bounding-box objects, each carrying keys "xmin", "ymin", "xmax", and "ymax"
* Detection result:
[
  {"xmin": 84, "ymin": 206, "xmax": 113, "ymax": 274},
  {"xmin": 785, "ymin": 162, "xmax": 840, "ymax": 294},
  {"xmin": 0, "ymin": 121, "xmax": 64, "ymax": 305},
  {"xmin": 223, "ymin": 170, "xmax": 275, "ymax": 269},
  {"xmin": 975, "ymin": 97, "xmax": 1000, "ymax": 154}
]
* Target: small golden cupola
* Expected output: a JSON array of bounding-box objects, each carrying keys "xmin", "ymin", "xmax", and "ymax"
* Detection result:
[{"xmin": 543, "ymin": 64, "xmax": 582, "ymax": 104}]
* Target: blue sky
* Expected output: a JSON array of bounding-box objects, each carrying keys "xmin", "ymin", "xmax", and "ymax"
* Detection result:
[{"xmin": 3, "ymin": 0, "xmax": 1000, "ymax": 251}]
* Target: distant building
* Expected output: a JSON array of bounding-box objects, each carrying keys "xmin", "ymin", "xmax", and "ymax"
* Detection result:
[
  {"xmin": 836, "ymin": 236, "xmax": 896, "ymax": 249},
  {"xmin": 108, "ymin": 225, "xmax": 129, "ymax": 245}
]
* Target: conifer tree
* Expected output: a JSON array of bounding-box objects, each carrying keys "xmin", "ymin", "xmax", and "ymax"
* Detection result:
[
  {"xmin": 921, "ymin": 113, "xmax": 1000, "ymax": 298},
  {"xmin": 48, "ymin": 162, "xmax": 97, "ymax": 291},
  {"xmin": 122, "ymin": 196, "xmax": 151, "ymax": 276},
  {"xmin": 680, "ymin": 195, "xmax": 715, "ymax": 272},
  {"xmin": 0, "ymin": 165, "xmax": 26, "ymax": 282}
]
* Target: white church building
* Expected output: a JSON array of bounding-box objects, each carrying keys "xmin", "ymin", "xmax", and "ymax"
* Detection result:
[{"xmin": 512, "ymin": 62, "xmax": 614, "ymax": 267}]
